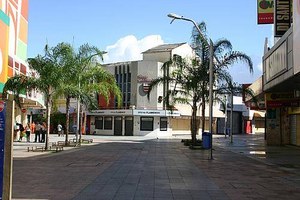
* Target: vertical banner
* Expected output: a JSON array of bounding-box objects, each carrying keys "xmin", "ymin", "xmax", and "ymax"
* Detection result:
[
  {"xmin": 0, "ymin": 9, "xmax": 10, "ymax": 93},
  {"xmin": 275, "ymin": 0, "xmax": 292, "ymax": 37},
  {"xmin": 257, "ymin": 0, "xmax": 274, "ymax": 24},
  {"xmin": 0, "ymin": 101, "xmax": 6, "ymax": 199},
  {"xmin": 294, "ymin": 0, "xmax": 300, "ymax": 74}
]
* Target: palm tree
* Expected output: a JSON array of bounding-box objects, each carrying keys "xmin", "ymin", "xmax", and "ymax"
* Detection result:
[
  {"xmin": 3, "ymin": 43, "xmax": 70, "ymax": 150},
  {"xmin": 54, "ymin": 43, "xmax": 122, "ymax": 145},
  {"xmin": 191, "ymin": 21, "xmax": 253, "ymax": 135},
  {"xmin": 148, "ymin": 54, "xmax": 204, "ymax": 145}
]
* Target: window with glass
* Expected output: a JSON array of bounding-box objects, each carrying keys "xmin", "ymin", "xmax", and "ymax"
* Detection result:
[
  {"xmin": 95, "ymin": 117, "xmax": 103, "ymax": 129},
  {"xmin": 160, "ymin": 117, "xmax": 168, "ymax": 131},
  {"xmin": 140, "ymin": 117, "xmax": 154, "ymax": 131},
  {"xmin": 104, "ymin": 117, "xmax": 113, "ymax": 130}
]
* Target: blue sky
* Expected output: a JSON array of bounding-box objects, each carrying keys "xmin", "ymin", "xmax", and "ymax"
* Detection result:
[{"xmin": 28, "ymin": 0, "xmax": 273, "ymax": 84}]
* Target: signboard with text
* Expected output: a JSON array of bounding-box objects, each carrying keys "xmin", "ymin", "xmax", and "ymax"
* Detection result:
[
  {"xmin": 257, "ymin": 0, "xmax": 274, "ymax": 24},
  {"xmin": 0, "ymin": 101, "xmax": 6, "ymax": 199},
  {"xmin": 275, "ymin": 0, "xmax": 292, "ymax": 37}
]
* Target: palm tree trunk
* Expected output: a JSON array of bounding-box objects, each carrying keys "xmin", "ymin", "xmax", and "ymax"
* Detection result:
[
  {"xmin": 82, "ymin": 111, "xmax": 87, "ymax": 135},
  {"xmin": 65, "ymin": 97, "xmax": 70, "ymax": 146},
  {"xmin": 191, "ymin": 103, "xmax": 197, "ymax": 146},
  {"xmin": 45, "ymin": 96, "xmax": 52, "ymax": 150},
  {"xmin": 78, "ymin": 104, "xmax": 82, "ymax": 145},
  {"xmin": 201, "ymin": 95, "xmax": 206, "ymax": 134}
]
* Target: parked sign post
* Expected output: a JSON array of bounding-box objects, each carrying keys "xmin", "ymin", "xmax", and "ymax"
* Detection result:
[{"xmin": 0, "ymin": 101, "xmax": 6, "ymax": 199}]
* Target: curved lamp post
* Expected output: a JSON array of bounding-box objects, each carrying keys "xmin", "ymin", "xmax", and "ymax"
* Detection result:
[{"xmin": 168, "ymin": 13, "xmax": 214, "ymax": 159}]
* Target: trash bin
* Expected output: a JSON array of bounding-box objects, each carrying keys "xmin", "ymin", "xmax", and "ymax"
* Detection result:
[
  {"xmin": 202, "ymin": 132, "xmax": 211, "ymax": 149},
  {"xmin": 226, "ymin": 128, "xmax": 230, "ymax": 136}
]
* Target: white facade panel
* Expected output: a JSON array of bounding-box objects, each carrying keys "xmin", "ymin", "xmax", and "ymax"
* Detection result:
[{"xmin": 294, "ymin": 0, "xmax": 300, "ymax": 74}]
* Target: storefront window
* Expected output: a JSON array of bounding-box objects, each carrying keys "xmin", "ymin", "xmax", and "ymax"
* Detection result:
[
  {"xmin": 140, "ymin": 117, "xmax": 154, "ymax": 131},
  {"xmin": 160, "ymin": 117, "xmax": 167, "ymax": 131},
  {"xmin": 95, "ymin": 117, "xmax": 103, "ymax": 129},
  {"xmin": 104, "ymin": 117, "xmax": 113, "ymax": 130}
]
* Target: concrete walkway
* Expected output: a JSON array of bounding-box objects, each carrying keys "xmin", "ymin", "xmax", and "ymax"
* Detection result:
[{"xmin": 11, "ymin": 133, "xmax": 300, "ymax": 199}]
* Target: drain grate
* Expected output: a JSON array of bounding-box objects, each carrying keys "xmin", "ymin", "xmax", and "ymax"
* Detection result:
[{"xmin": 67, "ymin": 162, "xmax": 102, "ymax": 167}]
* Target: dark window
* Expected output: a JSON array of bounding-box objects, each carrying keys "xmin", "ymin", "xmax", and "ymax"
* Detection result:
[
  {"xmin": 95, "ymin": 117, "xmax": 103, "ymax": 129},
  {"xmin": 127, "ymin": 83, "xmax": 131, "ymax": 92},
  {"xmin": 124, "ymin": 74, "xmax": 127, "ymax": 82},
  {"xmin": 160, "ymin": 117, "xmax": 168, "ymax": 131},
  {"xmin": 104, "ymin": 117, "xmax": 113, "ymax": 130},
  {"xmin": 140, "ymin": 117, "xmax": 154, "ymax": 131},
  {"xmin": 128, "ymin": 73, "xmax": 131, "ymax": 82},
  {"xmin": 127, "ymin": 93, "xmax": 131, "ymax": 102},
  {"xmin": 120, "ymin": 74, "xmax": 123, "ymax": 84},
  {"xmin": 116, "ymin": 74, "xmax": 119, "ymax": 83}
]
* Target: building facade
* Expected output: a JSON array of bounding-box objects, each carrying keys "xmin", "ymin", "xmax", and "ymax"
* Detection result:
[
  {"xmin": 87, "ymin": 43, "xmax": 247, "ymax": 137},
  {"xmin": 0, "ymin": 0, "xmax": 44, "ymax": 133},
  {"xmin": 246, "ymin": 0, "xmax": 300, "ymax": 146}
]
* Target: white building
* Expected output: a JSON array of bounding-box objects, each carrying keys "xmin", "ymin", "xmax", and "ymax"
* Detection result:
[{"xmin": 87, "ymin": 43, "xmax": 233, "ymax": 137}]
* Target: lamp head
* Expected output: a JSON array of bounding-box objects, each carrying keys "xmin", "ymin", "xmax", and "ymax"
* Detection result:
[
  {"xmin": 167, "ymin": 13, "xmax": 182, "ymax": 20},
  {"xmin": 167, "ymin": 13, "xmax": 184, "ymax": 24}
]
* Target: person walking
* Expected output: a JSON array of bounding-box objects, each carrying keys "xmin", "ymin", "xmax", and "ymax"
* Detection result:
[
  {"xmin": 18, "ymin": 123, "xmax": 25, "ymax": 142},
  {"xmin": 41, "ymin": 122, "xmax": 47, "ymax": 143},
  {"xmin": 25, "ymin": 123, "xmax": 31, "ymax": 142},
  {"xmin": 57, "ymin": 123, "xmax": 62, "ymax": 137},
  {"xmin": 34, "ymin": 122, "xmax": 41, "ymax": 142},
  {"xmin": 14, "ymin": 122, "xmax": 20, "ymax": 141}
]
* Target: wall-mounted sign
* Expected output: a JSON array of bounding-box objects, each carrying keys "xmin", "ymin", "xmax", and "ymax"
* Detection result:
[
  {"xmin": 133, "ymin": 110, "xmax": 166, "ymax": 116},
  {"xmin": 265, "ymin": 92, "xmax": 300, "ymax": 108},
  {"xmin": 275, "ymin": 0, "xmax": 292, "ymax": 37},
  {"xmin": 89, "ymin": 109, "xmax": 133, "ymax": 116},
  {"xmin": 137, "ymin": 75, "xmax": 152, "ymax": 83},
  {"xmin": 265, "ymin": 41, "xmax": 287, "ymax": 82},
  {"xmin": 257, "ymin": 0, "xmax": 274, "ymax": 24}
]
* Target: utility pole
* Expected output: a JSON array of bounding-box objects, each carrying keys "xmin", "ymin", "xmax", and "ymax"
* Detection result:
[
  {"xmin": 230, "ymin": 91, "xmax": 233, "ymax": 143},
  {"xmin": 3, "ymin": 100, "xmax": 14, "ymax": 200}
]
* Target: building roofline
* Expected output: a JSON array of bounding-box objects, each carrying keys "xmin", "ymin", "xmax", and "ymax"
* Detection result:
[{"xmin": 142, "ymin": 42, "xmax": 187, "ymax": 54}]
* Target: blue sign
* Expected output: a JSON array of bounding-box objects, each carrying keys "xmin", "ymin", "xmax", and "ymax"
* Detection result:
[{"xmin": 0, "ymin": 101, "xmax": 6, "ymax": 199}]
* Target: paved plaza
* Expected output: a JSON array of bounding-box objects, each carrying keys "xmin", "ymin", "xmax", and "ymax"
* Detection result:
[{"xmin": 11, "ymin": 133, "xmax": 300, "ymax": 200}]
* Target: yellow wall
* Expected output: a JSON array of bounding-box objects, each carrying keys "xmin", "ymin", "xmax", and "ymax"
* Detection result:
[{"xmin": 171, "ymin": 118, "xmax": 190, "ymax": 131}]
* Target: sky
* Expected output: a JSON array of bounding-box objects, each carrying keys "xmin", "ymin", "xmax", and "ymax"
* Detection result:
[{"xmin": 27, "ymin": 0, "xmax": 273, "ymax": 84}]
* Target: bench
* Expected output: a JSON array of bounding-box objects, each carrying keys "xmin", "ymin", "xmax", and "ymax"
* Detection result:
[
  {"xmin": 27, "ymin": 146, "xmax": 45, "ymax": 152},
  {"xmin": 50, "ymin": 142, "xmax": 64, "ymax": 152},
  {"xmin": 81, "ymin": 139, "xmax": 93, "ymax": 144},
  {"xmin": 68, "ymin": 139, "xmax": 77, "ymax": 146}
]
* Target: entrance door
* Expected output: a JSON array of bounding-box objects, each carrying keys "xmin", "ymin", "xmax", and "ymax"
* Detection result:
[
  {"xmin": 125, "ymin": 116, "xmax": 133, "ymax": 136},
  {"xmin": 290, "ymin": 115, "xmax": 297, "ymax": 145},
  {"xmin": 114, "ymin": 117, "xmax": 122, "ymax": 136}
]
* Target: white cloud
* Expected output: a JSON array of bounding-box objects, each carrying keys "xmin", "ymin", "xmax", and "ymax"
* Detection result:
[
  {"xmin": 257, "ymin": 62, "xmax": 263, "ymax": 72},
  {"xmin": 103, "ymin": 35, "xmax": 164, "ymax": 64}
]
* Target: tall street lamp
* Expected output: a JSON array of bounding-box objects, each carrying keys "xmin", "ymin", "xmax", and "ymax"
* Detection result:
[{"xmin": 167, "ymin": 13, "xmax": 214, "ymax": 159}]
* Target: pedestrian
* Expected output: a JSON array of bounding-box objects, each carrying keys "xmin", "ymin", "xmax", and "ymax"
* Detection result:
[
  {"xmin": 18, "ymin": 123, "xmax": 25, "ymax": 142},
  {"xmin": 25, "ymin": 123, "xmax": 31, "ymax": 142},
  {"xmin": 57, "ymin": 123, "xmax": 62, "ymax": 137},
  {"xmin": 13, "ymin": 122, "xmax": 20, "ymax": 141},
  {"xmin": 34, "ymin": 122, "xmax": 41, "ymax": 142},
  {"xmin": 41, "ymin": 122, "xmax": 47, "ymax": 143}
]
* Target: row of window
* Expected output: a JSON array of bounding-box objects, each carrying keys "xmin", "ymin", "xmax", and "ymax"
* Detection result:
[
  {"xmin": 115, "ymin": 68, "xmax": 131, "ymax": 108},
  {"xmin": 94, "ymin": 117, "xmax": 168, "ymax": 131}
]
